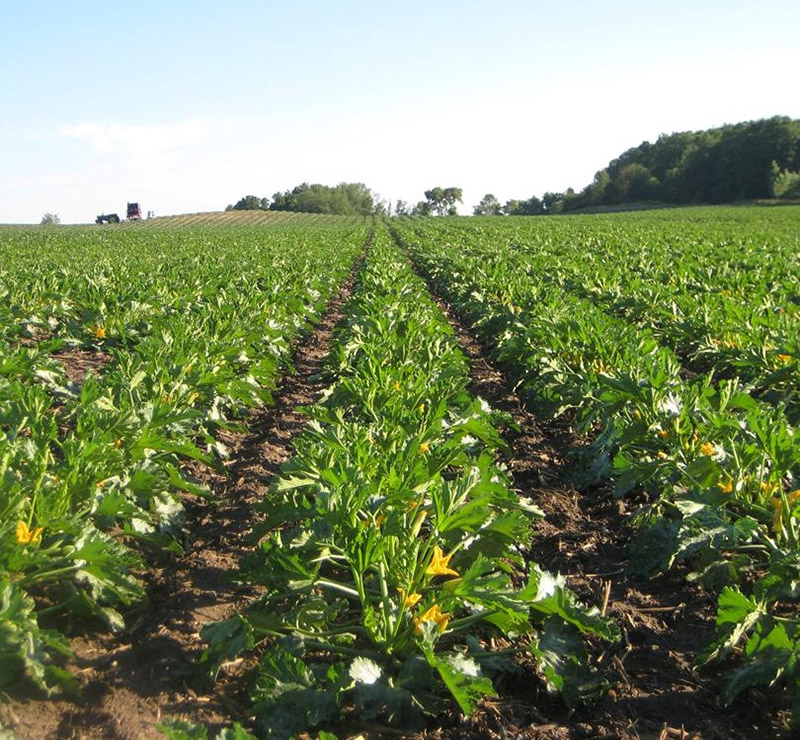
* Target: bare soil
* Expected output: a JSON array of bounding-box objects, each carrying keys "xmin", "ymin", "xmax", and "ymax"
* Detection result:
[
  {"xmin": 0, "ymin": 254, "xmax": 364, "ymax": 740},
  {"xmin": 54, "ymin": 349, "xmax": 114, "ymax": 384}
]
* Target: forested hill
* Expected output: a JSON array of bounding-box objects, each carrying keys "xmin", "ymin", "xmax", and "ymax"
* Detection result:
[{"xmin": 558, "ymin": 116, "xmax": 800, "ymax": 212}]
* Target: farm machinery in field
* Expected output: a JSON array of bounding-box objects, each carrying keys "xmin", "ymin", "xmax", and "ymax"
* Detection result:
[{"xmin": 95, "ymin": 202, "xmax": 142, "ymax": 225}]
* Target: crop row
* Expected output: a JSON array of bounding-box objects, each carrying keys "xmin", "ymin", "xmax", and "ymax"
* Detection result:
[
  {"xmin": 0, "ymin": 221, "xmax": 366, "ymax": 693},
  {"xmin": 391, "ymin": 213, "xmax": 800, "ymax": 723},
  {"xmin": 184, "ymin": 228, "xmax": 618, "ymax": 738}
]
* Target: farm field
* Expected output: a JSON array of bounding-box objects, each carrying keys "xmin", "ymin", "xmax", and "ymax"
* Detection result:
[{"xmin": 1, "ymin": 206, "xmax": 799, "ymax": 739}]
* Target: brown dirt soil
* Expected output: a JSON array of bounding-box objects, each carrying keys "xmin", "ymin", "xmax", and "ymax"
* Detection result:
[
  {"xmin": 0, "ymin": 253, "xmax": 365, "ymax": 740},
  {"xmin": 419, "ymin": 296, "xmax": 790, "ymax": 740},
  {"xmin": 54, "ymin": 349, "xmax": 114, "ymax": 384}
]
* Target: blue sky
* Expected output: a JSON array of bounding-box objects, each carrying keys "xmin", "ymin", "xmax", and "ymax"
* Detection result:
[{"xmin": 1, "ymin": 0, "xmax": 798, "ymax": 222}]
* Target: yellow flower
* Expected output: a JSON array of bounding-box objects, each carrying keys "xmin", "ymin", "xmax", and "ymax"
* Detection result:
[
  {"xmin": 413, "ymin": 604, "xmax": 451, "ymax": 635},
  {"xmin": 770, "ymin": 491, "xmax": 800, "ymax": 532},
  {"xmin": 700, "ymin": 442, "xmax": 716, "ymax": 457},
  {"xmin": 114, "ymin": 438, "xmax": 123, "ymax": 448},
  {"xmin": 419, "ymin": 442, "xmax": 430, "ymax": 454},
  {"xmin": 418, "ymin": 403, "xmax": 426, "ymax": 414},
  {"xmin": 657, "ymin": 451, "xmax": 668, "ymax": 460},
  {"xmin": 426, "ymin": 546, "xmax": 459, "ymax": 578},
  {"xmin": 92, "ymin": 325, "xmax": 107, "ymax": 339},
  {"xmin": 777, "ymin": 354, "xmax": 792, "ymax": 364},
  {"xmin": 772, "ymin": 490, "xmax": 800, "ymax": 510},
  {"xmin": 716, "ymin": 477, "xmax": 734, "ymax": 494},
  {"xmin": 16, "ymin": 521, "xmax": 43, "ymax": 546},
  {"xmin": 657, "ymin": 429, "xmax": 669, "ymax": 439},
  {"xmin": 398, "ymin": 588, "xmax": 422, "ymax": 609},
  {"xmin": 761, "ymin": 481, "xmax": 779, "ymax": 495},
  {"xmin": 392, "ymin": 380, "xmax": 401, "ymax": 391}
]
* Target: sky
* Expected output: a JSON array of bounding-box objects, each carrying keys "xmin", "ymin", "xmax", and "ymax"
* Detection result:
[{"xmin": 1, "ymin": 0, "xmax": 798, "ymax": 223}]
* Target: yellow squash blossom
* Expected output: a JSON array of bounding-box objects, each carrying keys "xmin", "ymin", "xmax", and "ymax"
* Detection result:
[
  {"xmin": 771, "ymin": 491, "xmax": 800, "ymax": 531},
  {"xmin": 413, "ymin": 604, "xmax": 451, "ymax": 635},
  {"xmin": 657, "ymin": 429, "xmax": 669, "ymax": 439},
  {"xmin": 716, "ymin": 477, "xmax": 734, "ymax": 494},
  {"xmin": 392, "ymin": 380, "xmax": 401, "ymax": 391},
  {"xmin": 92, "ymin": 325, "xmax": 107, "ymax": 340},
  {"xmin": 419, "ymin": 442, "xmax": 430, "ymax": 454},
  {"xmin": 700, "ymin": 442, "xmax": 716, "ymax": 457},
  {"xmin": 16, "ymin": 521, "xmax": 43, "ymax": 546},
  {"xmin": 426, "ymin": 545, "xmax": 459, "ymax": 578},
  {"xmin": 398, "ymin": 588, "xmax": 422, "ymax": 609}
]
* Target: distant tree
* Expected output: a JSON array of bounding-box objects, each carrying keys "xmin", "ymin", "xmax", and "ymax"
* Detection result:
[
  {"xmin": 541, "ymin": 192, "xmax": 565, "ymax": 213},
  {"xmin": 40, "ymin": 212, "xmax": 60, "ymax": 225},
  {"xmin": 226, "ymin": 195, "xmax": 268, "ymax": 211},
  {"xmin": 473, "ymin": 193, "xmax": 503, "ymax": 216},
  {"xmin": 269, "ymin": 182, "xmax": 377, "ymax": 215},
  {"xmin": 503, "ymin": 196, "xmax": 543, "ymax": 216},
  {"xmin": 394, "ymin": 200, "xmax": 411, "ymax": 217},
  {"xmin": 772, "ymin": 165, "xmax": 800, "ymax": 199},
  {"xmin": 422, "ymin": 186, "xmax": 463, "ymax": 216},
  {"xmin": 411, "ymin": 200, "xmax": 433, "ymax": 216}
]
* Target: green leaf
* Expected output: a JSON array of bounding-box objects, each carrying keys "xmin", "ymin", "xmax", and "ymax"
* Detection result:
[
  {"xmin": 252, "ymin": 647, "xmax": 340, "ymax": 739},
  {"xmin": 524, "ymin": 567, "xmax": 620, "ymax": 641},
  {"xmin": 156, "ymin": 720, "xmax": 209, "ymax": 740},
  {"xmin": 423, "ymin": 649, "xmax": 496, "ymax": 715},
  {"xmin": 530, "ymin": 618, "xmax": 608, "ymax": 707},
  {"xmin": 197, "ymin": 615, "xmax": 255, "ymax": 685}
]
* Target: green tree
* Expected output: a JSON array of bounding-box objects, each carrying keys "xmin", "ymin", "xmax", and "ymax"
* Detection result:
[
  {"xmin": 269, "ymin": 182, "xmax": 377, "ymax": 215},
  {"xmin": 503, "ymin": 196, "xmax": 543, "ymax": 216},
  {"xmin": 473, "ymin": 193, "xmax": 503, "ymax": 216},
  {"xmin": 40, "ymin": 213, "xmax": 60, "ymax": 225},
  {"xmin": 227, "ymin": 195, "xmax": 268, "ymax": 211},
  {"xmin": 423, "ymin": 186, "xmax": 463, "ymax": 216}
]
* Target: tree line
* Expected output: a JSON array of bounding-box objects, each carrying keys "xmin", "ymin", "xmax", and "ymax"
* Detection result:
[
  {"xmin": 226, "ymin": 182, "xmax": 378, "ymax": 216},
  {"xmin": 227, "ymin": 184, "xmax": 466, "ymax": 218},
  {"xmin": 492, "ymin": 115, "xmax": 800, "ymax": 216}
]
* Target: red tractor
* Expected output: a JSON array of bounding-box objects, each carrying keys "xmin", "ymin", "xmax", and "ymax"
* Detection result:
[{"xmin": 126, "ymin": 202, "xmax": 142, "ymax": 220}]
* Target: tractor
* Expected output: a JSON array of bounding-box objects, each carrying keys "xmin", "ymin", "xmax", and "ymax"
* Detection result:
[
  {"xmin": 95, "ymin": 213, "xmax": 120, "ymax": 224},
  {"xmin": 95, "ymin": 202, "xmax": 143, "ymax": 224}
]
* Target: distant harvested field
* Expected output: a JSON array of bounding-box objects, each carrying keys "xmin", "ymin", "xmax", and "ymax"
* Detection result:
[{"xmin": 124, "ymin": 209, "xmax": 358, "ymax": 228}]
